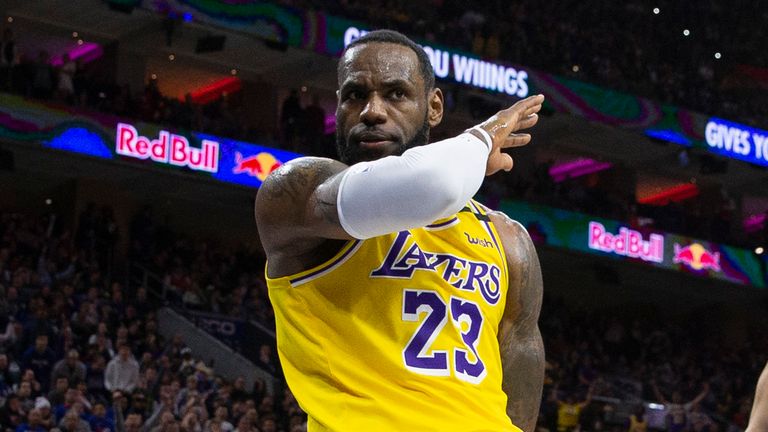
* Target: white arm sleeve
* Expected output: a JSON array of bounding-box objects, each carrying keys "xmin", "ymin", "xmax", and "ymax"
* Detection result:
[{"xmin": 337, "ymin": 132, "xmax": 491, "ymax": 239}]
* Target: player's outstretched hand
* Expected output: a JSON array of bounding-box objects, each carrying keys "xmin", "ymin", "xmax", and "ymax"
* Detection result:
[{"xmin": 475, "ymin": 94, "xmax": 545, "ymax": 175}]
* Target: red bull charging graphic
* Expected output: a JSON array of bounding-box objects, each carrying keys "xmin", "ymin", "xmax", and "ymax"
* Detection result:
[
  {"xmin": 232, "ymin": 151, "xmax": 282, "ymax": 181},
  {"xmin": 673, "ymin": 243, "xmax": 721, "ymax": 272}
]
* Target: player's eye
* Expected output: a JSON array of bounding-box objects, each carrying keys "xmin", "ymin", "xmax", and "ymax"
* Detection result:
[
  {"xmin": 346, "ymin": 90, "xmax": 365, "ymax": 100},
  {"xmin": 390, "ymin": 89, "xmax": 406, "ymax": 99}
]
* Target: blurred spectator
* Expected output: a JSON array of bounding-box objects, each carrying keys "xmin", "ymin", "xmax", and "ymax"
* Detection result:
[
  {"xmin": 0, "ymin": 28, "xmax": 17, "ymax": 91},
  {"xmin": 280, "ymin": 89, "xmax": 303, "ymax": 151},
  {"xmin": 21, "ymin": 335, "xmax": 56, "ymax": 393},
  {"xmin": 15, "ymin": 408, "xmax": 46, "ymax": 432},
  {"xmin": 554, "ymin": 383, "xmax": 594, "ymax": 432},
  {"xmin": 56, "ymin": 54, "xmax": 76, "ymax": 104},
  {"xmin": 652, "ymin": 381, "xmax": 709, "ymax": 432},
  {"xmin": 30, "ymin": 51, "xmax": 55, "ymax": 100},
  {"xmin": 104, "ymin": 344, "xmax": 139, "ymax": 394},
  {"xmin": 50, "ymin": 350, "xmax": 86, "ymax": 390},
  {"xmin": 627, "ymin": 405, "xmax": 648, "ymax": 432},
  {"xmin": 0, "ymin": 393, "xmax": 25, "ymax": 430}
]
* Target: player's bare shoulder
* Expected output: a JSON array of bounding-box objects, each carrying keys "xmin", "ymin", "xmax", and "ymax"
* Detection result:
[
  {"xmin": 255, "ymin": 156, "xmax": 347, "ymax": 251},
  {"xmin": 486, "ymin": 209, "xmax": 535, "ymax": 263}
]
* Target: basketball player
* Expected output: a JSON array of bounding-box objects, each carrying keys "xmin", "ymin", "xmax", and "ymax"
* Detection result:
[
  {"xmin": 255, "ymin": 30, "xmax": 545, "ymax": 431},
  {"xmin": 747, "ymin": 361, "xmax": 768, "ymax": 432}
]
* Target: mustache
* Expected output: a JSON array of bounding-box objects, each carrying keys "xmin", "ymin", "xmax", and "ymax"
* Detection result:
[{"xmin": 349, "ymin": 127, "xmax": 399, "ymax": 143}]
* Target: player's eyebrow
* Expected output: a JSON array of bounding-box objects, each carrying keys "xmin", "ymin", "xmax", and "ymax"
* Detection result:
[{"xmin": 380, "ymin": 78, "xmax": 414, "ymax": 89}]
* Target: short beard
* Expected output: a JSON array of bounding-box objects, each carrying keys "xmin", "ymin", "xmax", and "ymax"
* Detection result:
[{"xmin": 336, "ymin": 114, "xmax": 430, "ymax": 165}]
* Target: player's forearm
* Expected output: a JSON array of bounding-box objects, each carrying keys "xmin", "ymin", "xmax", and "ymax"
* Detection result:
[
  {"xmin": 747, "ymin": 362, "xmax": 768, "ymax": 432},
  {"xmin": 501, "ymin": 327, "xmax": 545, "ymax": 432},
  {"xmin": 337, "ymin": 132, "xmax": 490, "ymax": 239}
]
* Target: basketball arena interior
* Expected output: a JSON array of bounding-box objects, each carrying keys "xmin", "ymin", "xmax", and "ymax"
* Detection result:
[{"xmin": 0, "ymin": 0, "xmax": 766, "ymax": 431}]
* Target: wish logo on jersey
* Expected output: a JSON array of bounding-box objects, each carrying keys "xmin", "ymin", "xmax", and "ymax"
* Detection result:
[{"xmin": 371, "ymin": 230, "xmax": 501, "ymax": 305}]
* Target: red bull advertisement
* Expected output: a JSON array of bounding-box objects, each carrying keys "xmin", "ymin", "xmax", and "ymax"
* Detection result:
[
  {"xmin": 673, "ymin": 243, "xmax": 721, "ymax": 272},
  {"xmin": 110, "ymin": 125, "xmax": 300, "ymax": 188},
  {"xmin": 0, "ymin": 93, "xmax": 302, "ymax": 190},
  {"xmin": 498, "ymin": 200, "xmax": 765, "ymax": 288},
  {"xmin": 116, "ymin": 123, "xmax": 219, "ymax": 173},
  {"xmin": 588, "ymin": 221, "xmax": 664, "ymax": 263},
  {"xmin": 201, "ymin": 133, "xmax": 300, "ymax": 189}
]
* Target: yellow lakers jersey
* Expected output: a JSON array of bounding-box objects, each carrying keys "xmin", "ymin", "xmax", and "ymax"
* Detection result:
[{"xmin": 267, "ymin": 201, "xmax": 520, "ymax": 432}]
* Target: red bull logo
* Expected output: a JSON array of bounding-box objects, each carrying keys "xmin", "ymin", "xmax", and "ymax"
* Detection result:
[
  {"xmin": 673, "ymin": 243, "xmax": 721, "ymax": 272},
  {"xmin": 588, "ymin": 221, "xmax": 664, "ymax": 263},
  {"xmin": 116, "ymin": 123, "xmax": 219, "ymax": 173},
  {"xmin": 232, "ymin": 151, "xmax": 282, "ymax": 181}
]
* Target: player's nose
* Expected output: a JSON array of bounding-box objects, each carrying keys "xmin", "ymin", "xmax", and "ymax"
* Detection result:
[{"xmin": 359, "ymin": 93, "xmax": 387, "ymax": 126}]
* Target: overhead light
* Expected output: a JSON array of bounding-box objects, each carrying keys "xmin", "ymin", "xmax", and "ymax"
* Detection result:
[
  {"xmin": 168, "ymin": 54, "xmax": 175, "ymax": 61},
  {"xmin": 6, "ymin": 17, "xmax": 12, "ymax": 23},
  {"xmin": 572, "ymin": 65, "xmax": 580, "ymax": 72},
  {"xmin": 230, "ymin": 68, "xmax": 237, "ymax": 75},
  {"xmin": 45, "ymin": 198, "xmax": 52, "ymax": 206},
  {"xmin": 72, "ymin": 31, "xmax": 79, "ymax": 38},
  {"xmin": 756, "ymin": 247, "xmax": 764, "ymax": 255},
  {"xmin": 653, "ymin": 7, "xmax": 660, "ymax": 14},
  {"xmin": 77, "ymin": 39, "xmax": 84, "ymax": 45},
  {"xmin": 683, "ymin": 29, "xmax": 690, "ymax": 36},
  {"xmin": 301, "ymin": 86, "xmax": 308, "ymax": 92},
  {"xmin": 150, "ymin": 73, "xmax": 157, "ymax": 80},
  {"xmin": 714, "ymin": 52, "xmax": 722, "ymax": 59}
]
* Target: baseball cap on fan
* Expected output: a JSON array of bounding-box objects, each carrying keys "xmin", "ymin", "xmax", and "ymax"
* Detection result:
[{"xmin": 35, "ymin": 397, "xmax": 51, "ymax": 409}]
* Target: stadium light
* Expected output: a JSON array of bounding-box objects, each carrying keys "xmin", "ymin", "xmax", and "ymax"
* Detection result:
[
  {"xmin": 683, "ymin": 29, "xmax": 690, "ymax": 36},
  {"xmin": 6, "ymin": 16, "xmax": 12, "ymax": 23},
  {"xmin": 756, "ymin": 247, "xmax": 765, "ymax": 255},
  {"xmin": 653, "ymin": 7, "xmax": 660, "ymax": 14},
  {"xmin": 72, "ymin": 31, "xmax": 79, "ymax": 38},
  {"xmin": 714, "ymin": 52, "xmax": 722, "ymax": 59},
  {"xmin": 169, "ymin": 54, "xmax": 176, "ymax": 61},
  {"xmin": 572, "ymin": 65, "xmax": 580, "ymax": 72}
]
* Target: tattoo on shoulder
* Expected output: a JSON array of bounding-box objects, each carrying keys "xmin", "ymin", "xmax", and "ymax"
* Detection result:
[{"xmin": 264, "ymin": 159, "xmax": 334, "ymax": 202}]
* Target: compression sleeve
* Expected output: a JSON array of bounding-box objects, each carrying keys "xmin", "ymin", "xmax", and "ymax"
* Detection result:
[{"xmin": 336, "ymin": 132, "xmax": 491, "ymax": 239}]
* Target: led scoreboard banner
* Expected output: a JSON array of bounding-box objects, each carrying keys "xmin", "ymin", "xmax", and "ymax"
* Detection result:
[
  {"xmin": 0, "ymin": 93, "xmax": 301, "ymax": 190},
  {"xmin": 704, "ymin": 118, "xmax": 768, "ymax": 167},
  {"xmin": 499, "ymin": 200, "xmax": 765, "ymax": 288}
]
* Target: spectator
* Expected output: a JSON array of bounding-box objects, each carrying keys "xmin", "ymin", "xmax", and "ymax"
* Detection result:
[
  {"xmin": 0, "ymin": 393, "xmax": 25, "ymax": 431},
  {"xmin": 279, "ymin": 89, "xmax": 303, "ymax": 151},
  {"xmin": 84, "ymin": 400, "xmax": 113, "ymax": 432},
  {"xmin": 14, "ymin": 408, "xmax": 46, "ymax": 432},
  {"xmin": 33, "ymin": 397, "xmax": 53, "ymax": 429},
  {"xmin": 47, "ymin": 376, "xmax": 69, "ymax": 407},
  {"xmin": 51, "ymin": 350, "xmax": 87, "ymax": 389},
  {"xmin": 554, "ymin": 383, "xmax": 595, "ymax": 432},
  {"xmin": 0, "ymin": 352, "xmax": 20, "ymax": 396},
  {"xmin": 56, "ymin": 53, "xmax": 77, "ymax": 104},
  {"xmin": 104, "ymin": 344, "xmax": 139, "ymax": 394},
  {"xmin": 30, "ymin": 51, "xmax": 55, "ymax": 100},
  {"xmin": 0, "ymin": 28, "xmax": 17, "ymax": 88},
  {"xmin": 21, "ymin": 335, "xmax": 56, "ymax": 392},
  {"xmin": 653, "ymin": 382, "xmax": 710, "ymax": 432},
  {"xmin": 58, "ymin": 408, "xmax": 91, "ymax": 432}
]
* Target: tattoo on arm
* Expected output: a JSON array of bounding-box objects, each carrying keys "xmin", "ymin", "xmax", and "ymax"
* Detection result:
[
  {"xmin": 263, "ymin": 159, "xmax": 316, "ymax": 201},
  {"xmin": 498, "ymin": 217, "xmax": 545, "ymax": 432},
  {"xmin": 257, "ymin": 157, "xmax": 349, "ymax": 244}
]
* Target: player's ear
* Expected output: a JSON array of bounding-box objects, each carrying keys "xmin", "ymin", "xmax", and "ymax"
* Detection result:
[{"xmin": 427, "ymin": 88, "xmax": 444, "ymax": 127}]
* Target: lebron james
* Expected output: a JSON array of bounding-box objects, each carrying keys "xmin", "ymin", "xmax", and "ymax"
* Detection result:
[{"xmin": 256, "ymin": 30, "xmax": 545, "ymax": 432}]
